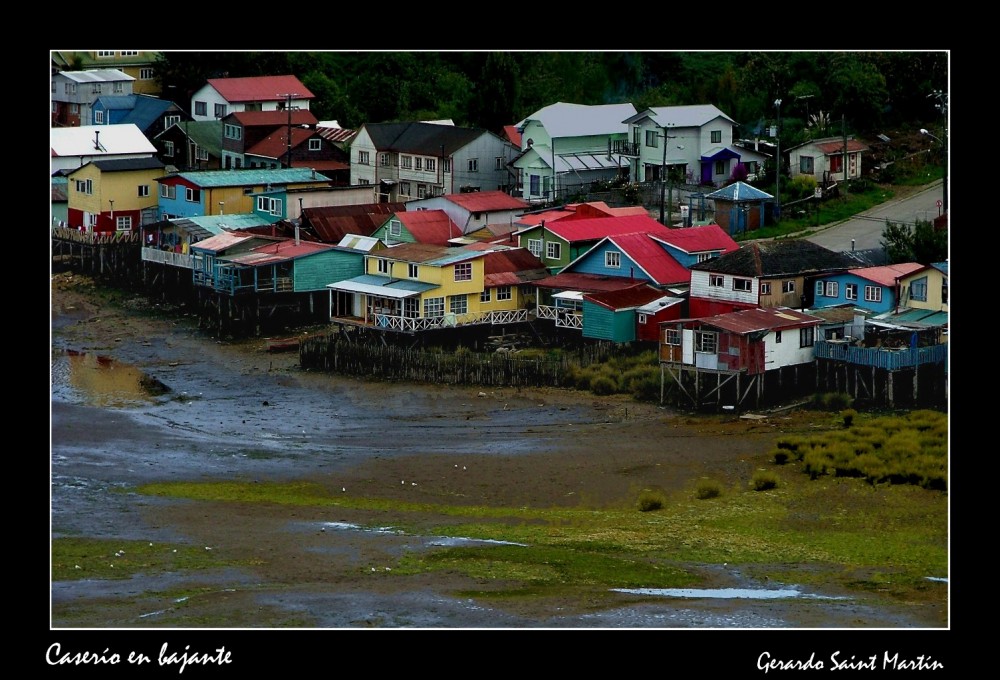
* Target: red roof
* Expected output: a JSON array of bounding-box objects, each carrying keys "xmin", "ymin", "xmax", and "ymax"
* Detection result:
[
  {"xmin": 583, "ymin": 283, "xmax": 666, "ymax": 311},
  {"xmin": 650, "ymin": 224, "xmax": 739, "ymax": 254},
  {"xmin": 396, "ymin": 210, "xmax": 462, "ymax": 245},
  {"xmin": 482, "ymin": 248, "xmax": 548, "ymax": 286},
  {"xmin": 699, "ymin": 306, "xmax": 822, "ymax": 334},
  {"xmin": 444, "ymin": 190, "xmax": 529, "ymax": 212},
  {"xmin": 229, "ymin": 110, "xmax": 318, "ymax": 127},
  {"xmin": 564, "ymin": 201, "xmax": 649, "ymax": 219},
  {"xmin": 541, "ymin": 215, "xmax": 672, "ymax": 242},
  {"xmin": 317, "ymin": 127, "xmax": 356, "ymax": 143},
  {"xmin": 602, "ymin": 232, "xmax": 691, "ymax": 285},
  {"xmin": 226, "ymin": 238, "xmax": 332, "ymax": 266},
  {"xmin": 847, "ymin": 262, "xmax": 924, "ymax": 286},
  {"xmin": 533, "ymin": 272, "xmax": 643, "ymax": 293},
  {"xmin": 302, "ymin": 203, "xmax": 406, "ymax": 243},
  {"xmin": 208, "ymin": 75, "xmax": 314, "ymax": 104},
  {"xmin": 246, "ymin": 127, "xmax": 319, "ymax": 159},
  {"xmin": 515, "ymin": 208, "xmax": 575, "ymax": 228},
  {"xmin": 502, "ymin": 125, "xmax": 522, "ymax": 147},
  {"xmin": 816, "ymin": 138, "xmax": 869, "ymax": 154}
]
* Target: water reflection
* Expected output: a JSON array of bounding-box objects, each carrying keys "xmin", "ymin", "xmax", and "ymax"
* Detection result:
[{"xmin": 53, "ymin": 349, "xmax": 170, "ymax": 407}]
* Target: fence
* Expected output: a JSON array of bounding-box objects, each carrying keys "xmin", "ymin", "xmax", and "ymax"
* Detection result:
[{"xmin": 299, "ymin": 335, "xmax": 626, "ymax": 388}]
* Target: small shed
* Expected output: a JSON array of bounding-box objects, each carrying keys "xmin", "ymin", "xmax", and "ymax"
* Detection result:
[
  {"xmin": 582, "ymin": 284, "xmax": 679, "ymax": 343},
  {"xmin": 705, "ymin": 181, "xmax": 772, "ymax": 235}
]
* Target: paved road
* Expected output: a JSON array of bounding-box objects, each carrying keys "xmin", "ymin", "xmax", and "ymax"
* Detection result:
[{"xmin": 804, "ymin": 180, "xmax": 945, "ymax": 252}]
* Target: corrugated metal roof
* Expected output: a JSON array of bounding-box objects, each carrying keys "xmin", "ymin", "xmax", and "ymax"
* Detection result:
[
  {"xmin": 636, "ymin": 295, "xmax": 685, "ymax": 314},
  {"xmin": 395, "ymin": 210, "xmax": 462, "ymax": 246},
  {"xmin": 517, "ymin": 102, "xmax": 637, "ymax": 138},
  {"xmin": 364, "ymin": 121, "xmax": 488, "ymax": 156},
  {"xmin": 690, "ymin": 240, "xmax": 856, "ymax": 277},
  {"xmin": 157, "ymin": 121, "xmax": 224, "ymax": 155},
  {"xmin": 377, "ymin": 242, "xmax": 454, "ymax": 263},
  {"xmin": 61, "ymin": 69, "xmax": 133, "ymax": 83},
  {"xmin": 317, "ymin": 126, "xmax": 356, "ymax": 143},
  {"xmin": 207, "ymin": 75, "xmax": 314, "ymax": 103},
  {"xmin": 51, "ymin": 123, "xmax": 156, "ymax": 157},
  {"xmin": 227, "ymin": 110, "xmax": 318, "ymax": 127},
  {"xmin": 701, "ymin": 307, "xmax": 822, "ymax": 334},
  {"xmin": 706, "ymin": 181, "xmax": 773, "ymax": 202},
  {"xmin": 847, "ymin": 262, "xmax": 924, "ymax": 286},
  {"xmin": 223, "ymin": 239, "xmax": 333, "ymax": 266},
  {"xmin": 336, "ymin": 234, "xmax": 380, "ymax": 251},
  {"xmin": 541, "ymin": 215, "xmax": 672, "ymax": 242},
  {"xmin": 82, "ymin": 157, "xmax": 165, "ymax": 173},
  {"xmin": 246, "ymin": 127, "xmax": 320, "ymax": 159},
  {"xmin": 650, "ymin": 224, "xmax": 739, "ymax": 255},
  {"xmin": 173, "ymin": 167, "xmax": 330, "ymax": 188},
  {"xmin": 190, "ymin": 232, "xmax": 261, "ymax": 253},
  {"xmin": 583, "ymin": 283, "xmax": 666, "ymax": 311},
  {"xmin": 879, "ymin": 308, "xmax": 949, "ymax": 327},
  {"xmin": 533, "ymin": 272, "xmax": 643, "ymax": 293},
  {"xmin": 327, "ymin": 274, "xmax": 437, "ymax": 298},
  {"xmin": 585, "ymin": 232, "xmax": 689, "ymax": 285},
  {"xmin": 443, "ymin": 191, "xmax": 529, "ymax": 213},
  {"xmin": 303, "ymin": 203, "xmax": 405, "ymax": 243},
  {"xmin": 634, "ymin": 104, "xmax": 736, "ymax": 128}
]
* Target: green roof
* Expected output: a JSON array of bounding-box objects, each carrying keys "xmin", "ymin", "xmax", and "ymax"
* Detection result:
[{"xmin": 173, "ymin": 168, "xmax": 330, "ymax": 188}]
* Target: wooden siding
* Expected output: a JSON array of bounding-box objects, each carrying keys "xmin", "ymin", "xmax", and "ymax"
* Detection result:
[{"xmin": 294, "ymin": 251, "xmax": 364, "ymax": 293}]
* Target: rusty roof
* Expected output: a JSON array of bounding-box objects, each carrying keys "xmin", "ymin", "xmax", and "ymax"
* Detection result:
[
  {"xmin": 227, "ymin": 109, "xmax": 318, "ymax": 128},
  {"xmin": 699, "ymin": 306, "xmax": 822, "ymax": 334},
  {"xmin": 442, "ymin": 190, "xmax": 529, "ymax": 212},
  {"xmin": 394, "ymin": 210, "xmax": 462, "ymax": 245},
  {"xmin": 223, "ymin": 238, "xmax": 333, "ymax": 266},
  {"xmin": 302, "ymin": 203, "xmax": 406, "ymax": 243},
  {"xmin": 583, "ymin": 283, "xmax": 666, "ymax": 311},
  {"xmin": 533, "ymin": 272, "xmax": 646, "ymax": 293}
]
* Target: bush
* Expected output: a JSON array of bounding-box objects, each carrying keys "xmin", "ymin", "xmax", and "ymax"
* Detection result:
[
  {"xmin": 773, "ymin": 449, "xmax": 789, "ymax": 465},
  {"xmin": 694, "ymin": 479, "xmax": 723, "ymax": 500},
  {"xmin": 811, "ymin": 392, "xmax": 854, "ymax": 411},
  {"xmin": 750, "ymin": 470, "xmax": 779, "ymax": 491},
  {"xmin": 841, "ymin": 408, "xmax": 858, "ymax": 427},
  {"xmin": 589, "ymin": 374, "xmax": 618, "ymax": 396},
  {"xmin": 636, "ymin": 488, "xmax": 667, "ymax": 512}
]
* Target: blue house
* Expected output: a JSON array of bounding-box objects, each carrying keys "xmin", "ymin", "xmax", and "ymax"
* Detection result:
[
  {"xmin": 92, "ymin": 94, "xmax": 189, "ymax": 139},
  {"xmin": 810, "ymin": 262, "xmax": 924, "ymax": 314},
  {"xmin": 156, "ymin": 168, "xmax": 331, "ymax": 220}
]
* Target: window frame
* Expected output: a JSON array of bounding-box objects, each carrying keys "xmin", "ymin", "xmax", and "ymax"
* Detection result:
[
  {"xmin": 137, "ymin": 185, "xmax": 149, "ymax": 198},
  {"xmin": 496, "ymin": 286, "xmax": 512, "ymax": 301},
  {"xmin": 424, "ymin": 296, "xmax": 445, "ymax": 318},
  {"xmin": 800, "ymin": 326, "xmax": 815, "ymax": 348},
  {"xmin": 864, "ymin": 285, "xmax": 882, "ymax": 303},
  {"xmin": 545, "ymin": 241, "xmax": 561, "ymax": 260},
  {"xmin": 760, "ymin": 282, "xmax": 771, "ymax": 295},
  {"xmin": 450, "ymin": 294, "xmax": 468, "ymax": 315},
  {"xmin": 845, "ymin": 283, "xmax": 858, "ymax": 300},
  {"xmin": 605, "ymin": 251, "xmax": 621, "ymax": 269},
  {"xmin": 711, "ymin": 130, "xmax": 722, "ymax": 144},
  {"xmin": 732, "ymin": 277, "xmax": 752, "ymax": 292},
  {"xmin": 782, "ymin": 280, "xmax": 795, "ymax": 294},
  {"xmin": 527, "ymin": 239, "xmax": 542, "ymax": 257},
  {"xmin": 695, "ymin": 330, "xmax": 718, "ymax": 353},
  {"xmin": 454, "ymin": 262, "xmax": 473, "ymax": 282},
  {"xmin": 663, "ymin": 328, "xmax": 680, "ymax": 346},
  {"xmin": 709, "ymin": 274, "xmax": 724, "ymax": 288}
]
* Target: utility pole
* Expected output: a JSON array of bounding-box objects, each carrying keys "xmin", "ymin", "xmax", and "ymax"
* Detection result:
[
  {"xmin": 659, "ymin": 124, "xmax": 675, "ymax": 225},
  {"xmin": 278, "ymin": 92, "xmax": 299, "ymax": 169},
  {"xmin": 774, "ymin": 99, "xmax": 782, "ymax": 222},
  {"xmin": 842, "ymin": 114, "xmax": 848, "ymax": 197}
]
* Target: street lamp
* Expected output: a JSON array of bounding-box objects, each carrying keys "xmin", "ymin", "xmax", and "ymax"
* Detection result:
[
  {"xmin": 921, "ymin": 126, "xmax": 947, "ymax": 214},
  {"xmin": 659, "ymin": 125, "xmax": 676, "ymax": 225},
  {"xmin": 109, "ymin": 199, "xmax": 114, "ymax": 230},
  {"xmin": 774, "ymin": 98, "xmax": 782, "ymax": 221}
]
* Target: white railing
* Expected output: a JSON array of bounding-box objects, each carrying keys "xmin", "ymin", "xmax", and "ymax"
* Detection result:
[
  {"xmin": 537, "ymin": 304, "xmax": 582, "ymax": 329},
  {"xmin": 371, "ymin": 309, "xmax": 529, "ymax": 331},
  {"xmin": 536, "ymin": 305, "xmax": 559, "ymax": 321},
  {"xmin": 141, "ymin": 247, "xmax": 194, "ymax": 269}
]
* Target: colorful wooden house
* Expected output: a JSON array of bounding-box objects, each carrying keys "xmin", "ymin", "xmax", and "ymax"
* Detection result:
[
  {"xmin": 582, "ymin": 284, "xmax": 685, "ymax": 343},
  {"xmin": 299, "ymin": 203, "xmax": 404, "ymax": 244},
  {"xmin": 371, "ymin": 210, "xmax": 463, "ymax": 246},
  {"xmin": 659, "ymin": 306, "xmax": 823, "ymax": 409},
  {"xmin": 896, "ymin": 262, "xmax": 948, "ymax": 314},
  {"xmin": 66, "ymin": 157, "xmax": 165, "ymax": 234},
  {"xmin": 811, "ymin": 262, "xmax": 924, "ymax": 314}
]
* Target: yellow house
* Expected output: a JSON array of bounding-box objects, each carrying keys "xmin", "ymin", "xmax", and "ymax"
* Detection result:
[
  {"xmin": 328, "ymin": 242, "xmax": 547, "ymax": 331},
  {"xmin": 897, "ymin": 262, "xmax": 948, "ymax": 313},
  {"xmin": 66, "ymin": 157, "xmax": 166, "ymax": 233}
]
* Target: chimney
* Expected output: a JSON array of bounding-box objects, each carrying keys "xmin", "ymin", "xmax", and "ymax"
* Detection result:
[
  {"xmin": 295, "ymin": 225, "xmax": 300, "ymax": 246},
  {"xmin": 311, "ymin": 168, "xmax": 316, "ymax": 179},
  {"xmin": 94, "ymin": 130, "xmax": 101, "ymax": 151}
]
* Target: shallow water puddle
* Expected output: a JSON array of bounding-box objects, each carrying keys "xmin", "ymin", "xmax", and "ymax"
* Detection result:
[
  {"xmin": 53, "ymin": 349, "xmax": 170, "ymax": 407},
  {"xmin": 613, "ymin": 587, "xmax": 848, "ymax": 600},
  {"xmin": 319, "ymin": 521, "xmax": 526, "ymax": 546}
]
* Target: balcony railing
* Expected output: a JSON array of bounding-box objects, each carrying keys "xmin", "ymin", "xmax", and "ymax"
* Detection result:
[
  {"xmin": 814, "ymin": 340, "xmax": 947, "ymax": 370},
  {"xmin": 141, "ymin": 247, "xmax": 194, "ymax": 269},
  {"xmin": 537, "ymin": 304, "xmax": 582, "ymax": 329},
  {"xmin": 370, "ymin": 308, "xmax": 529, "ymax": 331},
  {"xmin": 609, "ymin": 140, "xmax": 640, "ymax": 156}
]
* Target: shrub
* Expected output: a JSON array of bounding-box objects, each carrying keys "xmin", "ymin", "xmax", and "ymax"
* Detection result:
[
  {"xmin": 695, "ymin": 479, "xmax": 723, "ymax": 500},
  {"xmin": 841, "ymin": 408, "xmax": 858, "ymax": 427},
  {"xmin": 773, "ymin": 449, "xmax": 789, "ymax": 465},
  {"xmin": 750, "ymin": 470, "xmax": 779, "ymax": 491},
  {"xmin": 589, "ymin": 374, "xmax": 618, "ymax": 396},
  {"xmin": 636, "ymin": 488, "xmax": 667, "ymax": 512},
  {"xmin": 811, "ymin": 392, "xmax": 854, "ymax": 411}
]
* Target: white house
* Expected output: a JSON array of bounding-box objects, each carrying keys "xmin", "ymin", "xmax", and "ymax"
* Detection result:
[
  {"xmin": 511, "ymin": 102, "xmax": 637, "ymax": 203},
  {"xmin": 349, "ymin": 122, "xmax": 519, "ymax": 201},
  {"xmin": 50, "ymin": 123, "xmax": 157, "ymax": 174},
  {"xmin": 785, "ymin": 136, "xmax": 869, "ymax": 185},
  {"xmin": 52, "ymin": 69, "xmax": 134, "ymax": 128},
  {"xmin": 405, "ymin": 190, "xmax": 529, "ymax": 235},
  {"xmin": 189, "ymin": 74, "xmax": 313, "ymax": 122},
  {"xmin": 622, "ymin": 104, "xmax": 744, "ymax": 187}
]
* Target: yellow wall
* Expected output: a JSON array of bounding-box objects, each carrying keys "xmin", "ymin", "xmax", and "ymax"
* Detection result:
[
  {"xmin": 69, "ymin": 166, "xmax": 163, "ymax": 214},
  {"xmin": 900, "ymin": 270, "xmax": 948, "ymax": 312}
]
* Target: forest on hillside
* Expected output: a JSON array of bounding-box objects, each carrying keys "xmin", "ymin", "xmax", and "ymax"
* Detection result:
[{"xmin": 152, "ymin": 51, "xmax": 949, "ymax": 148}]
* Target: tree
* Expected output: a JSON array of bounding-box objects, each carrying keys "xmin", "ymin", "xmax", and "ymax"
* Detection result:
[
  {"xmin": 468, "ymin": 52, "xmax": 519, "ymax": 132},
  {"xmin": 881, "ymin": 219, "xmax": 947, "ymax": 264}
]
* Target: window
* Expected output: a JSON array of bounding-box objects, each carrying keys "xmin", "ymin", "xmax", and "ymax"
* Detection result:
[
  {"xmin": 638, "ymin": 313, "xmax": 648, "ymax": 324},
  {"xmin": 377, "ymin": 258, "xmax": 390, "ymax": 275},
  {"xmin": 137, "ymin": 184, "xmax": 149, "ymax": 197},
  {"xmin": 113, "ymin": 82, "xmax": 124, "ymax": 93},
  {"xmin": 140, "ymin": 67, "xmax": 154, "ymax": 80},
  {"xmin": 709, "ymin": 274, "xmax": 724, "ymax": 287},
  {"xmin": 417, "ymin": 185, "xmax": 426, "ymax": 199},
  {"xmin": 379, "ymin": 152, "xmax": 390, "ymax": 167},
  {"xmin": 70, "ymin": 103, "xmax": 79, "ymax": 114},
  {"xmin": 164, "ymin": 114, "xmax": 180, "ymax": 129},
  {"xmin": 399, "ymin": 182, "xmax": 411, "ymax": 196},
  {"xmin": 115, "ymin": 215, "xmax": 132, "ymax": 231},
  {"xmin": 408, "ymin": 263, "xmax": 418, "ymax": 278},
  {"xmin": 415, "ymin": 157, "xmax": 423, "ymax": 171},
  {"xmin": 92, "ymin": 83, "xmax": 102, "ymax": 95},
  {"xmin": 696, "ymin": 330, "xmax": 717, "ymax": 353},
  {"xmin": 714, "ymin": 160, "xmax": 726, "ymax": 175},
  {"xmin": 120, "ymin": 50, "xmax": 138, "ymax": 56},
  {"xmin": 545, "ymin": 242, "xmax": 561, "ymax": 260},
  {"xmin": 480, "ymin": 289, "xmax": 491, "ymax": 303},
  {"xmin": 224, "ymin": 124, "xmax": 241, "ymax": 140},
  {"xmin": 468, "ymin": 158, "xmax": 479, "ymax": 172},
  {"xmin": 74, "ymin": 179, "xmax": 93, "ymax": 194},
  {"xmin": 97, "ymin": 50, "xmax": 115, "ymax": 57},
  {"xmin": 426, "ymin": 158, "xmax": 435, "ymax": 172},
  {"xmin": 358, "ymin": 150, "xmax": 370, "ymax": 165},
  {"xmin": 800, "ymin": 326, "xmax": 815, "ymax": 348},
  {"xmin": 910, "ymin": 277, "xmax": 928, "ymax": 302},
  {"xmin": 196, "ymin": 147, "xmax": 208, "ymax": 161},
  {"xmin": 845, "ymin": 283, "xmax": 858, "ymax": 300},
  {"xmin": 645, "ymin": 129, "xmax": 659, "ymax": 147},
  {"xmin": 775, "ymin": 330, "xmax": 782, "ymax": 343},
  {"xmin": 941, "ymin": 279, "xmax": 948, "ymax": 304},
  {"xmin": 388, "ymin": 220, "xmax": 402, "ymax": 237},
  {"xmin": 605, "ymin": 251, "xmax": 621, "ymax": 269},
  {"xmin": 864, "ymin": 285, "xmax": 882, "ymax": 303},
  {"xmin": 529, "ymin": 175, "xmax": 540, "ymax": 195},
  {"xmin": 163, "ymin": 140, "xmax": 174, "ymax": 157},
  {"xmin": 495, "ymin": 157, "xmax": 503, "ymax": 171},
  {"xmin": 454, "ymin": 262, "xmax": 472, "ymax": 281},
  {"xmin": 185, "ymin": 187, "xmax": 200, "ymax": 203},
  {"xmin": 711, "ymin": 130, "xmax": 722, "ymax": 144},
  {"xmin": 94, "ymin": 110, "xmax": 104, "ymax": 124},
  {"xmin": 696, "ymin": 252, "xmax": 712, "ymax": 263},
  {"xmin": 400, "ymin": 155, "xmax": 412, "ymax": 169},
  {"xmin": 800, "ymin": 155, "xmax": 815, "ymax": 174},
  {"xmin": 214, "ymin": 103, "xmax": 226, "ymax": 118},
  {"xmin": 732, "ymin": 277, "xmax": 752, "ymax": 292},
  {"xmin": 664, "ymin": 328, "xmax": 680, "ymax": 345},
  {"xmin": 442, "ymin": 158, "xmax": 451, "ymax": 172},
  {"xmin": 450, "ymin": 295, "xmax": 468, "ymax": 315},
  {"xmin": 307, "ymin": 138, "xmax": 321, "ymax": 151},
  {"xmin": 782, "ymin": 280, "xmax": 795, "ymax": 294},
  {"xmin": 257, "ymin": 196, "xmax": 282, "ymax": 216},
  {"xmin": 760, "ymin": 282, "xmax": 771, "ymax": 295},
  {"xmin": 194, "ymin": 101, "xmax": 207, "ymax": 116},
  {"xmin": 160, "ymin": 184, "xmax": 176, "ymax": 199},
  {"xmin": 497, "ymin": 286, "xmax": 512, "ymax": 301},
  {"xmin": 824, "ymin": 281, "xmax": 839, "ymax": 297},
  {"xmin": 424, "ymin": 297, "xmax": 445, "ymax": 318},
  {"xmin": 527, "ymin": 239, "xmax": 542, "ymax": 257}
]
